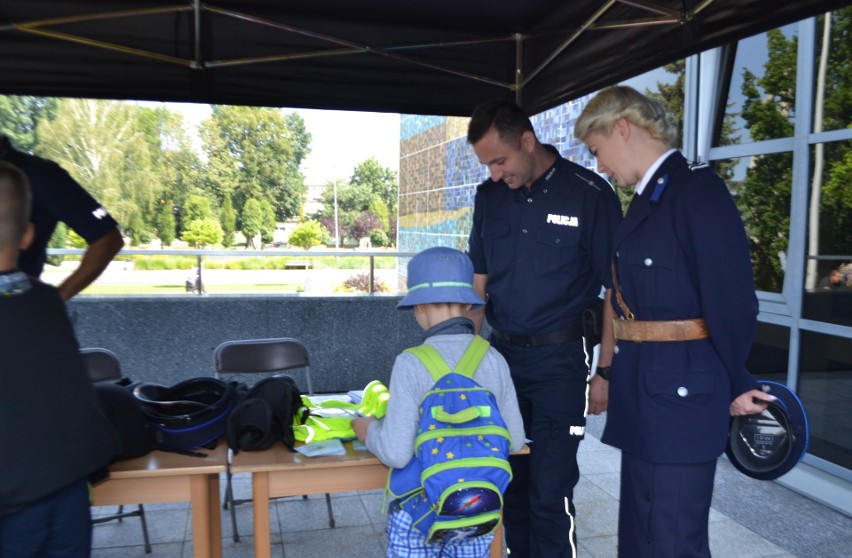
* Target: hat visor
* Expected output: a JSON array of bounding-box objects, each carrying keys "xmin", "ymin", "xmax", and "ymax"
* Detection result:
[{"xmin": 397, "ymin": 286, "xmax": 484, "ymax": 310}]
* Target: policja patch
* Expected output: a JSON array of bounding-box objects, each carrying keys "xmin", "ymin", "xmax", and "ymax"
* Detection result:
[{"xmin": 726, "ymin": 380, "xmax": 809, "ymax": 480}]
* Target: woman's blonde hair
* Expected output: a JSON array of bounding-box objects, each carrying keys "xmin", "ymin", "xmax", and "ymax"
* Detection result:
[{"xmin": 574, "ymin": 85, "xmax": 678, "ymax": 148}]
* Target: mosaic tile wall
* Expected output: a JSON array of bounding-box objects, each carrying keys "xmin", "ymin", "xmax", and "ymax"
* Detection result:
[{"xmin": 398, "ymin": 94, "xmax": 598, "ymax": 261}]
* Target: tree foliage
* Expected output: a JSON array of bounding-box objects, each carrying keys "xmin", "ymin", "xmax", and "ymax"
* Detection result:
[
  {"xmin": 313, "ymin": 158, "xmax": 398, "ymax": 245},
  {"xmin": 220, "ymin": 193, "xmax": 237, "ymax": 248},
  {"xmin": 156, "ymin": 202, "xmax": 176, "ymax": 247},
  {"xmin": 0, "ymin": 95, "xmax": 58, "ymax": 153},
  {"xmin": 241, "ymin": 198, "xmax": 264, "ymax": 249},
  {"xmin": 35, "ymin": 98, "xmax": 160, "ymax": 245},
  {"xmin": 182, "ymin": 218, "xmax": 223, "ymax": 248},
  {"xmin": 733, "ymin": 9, "xmax": 852, "ymax": 291},
  {"xmin": 200, "ymin": 106, "xmax": 309, "ymax": 223},
  {"xmin": 289, "ymin": 219, "xmax": 327, "ymax": 249}
]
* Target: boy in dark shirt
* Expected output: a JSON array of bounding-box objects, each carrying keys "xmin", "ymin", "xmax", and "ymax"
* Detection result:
[{"xmin": 0, "ymin": 160, "xmax": 121, "ymax": 557}]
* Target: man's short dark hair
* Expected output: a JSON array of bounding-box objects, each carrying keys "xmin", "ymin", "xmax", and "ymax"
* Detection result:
[{"xmin": 467, "ymin": 98, "xmax": 535, "ymax": 146}]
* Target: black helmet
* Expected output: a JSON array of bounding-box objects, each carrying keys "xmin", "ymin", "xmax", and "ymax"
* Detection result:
[
  {"xmin": 133, "ymin": 378, "xmax": 240, "ymax": 453},
  {"xmin": 726, "ymin": 380, "xmax": 809, "ymax": 481}
]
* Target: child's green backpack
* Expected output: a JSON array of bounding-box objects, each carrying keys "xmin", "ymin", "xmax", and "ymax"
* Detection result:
[{"xmin": 387, "ymin": 336, "xmax": 512, "ymax": 544}]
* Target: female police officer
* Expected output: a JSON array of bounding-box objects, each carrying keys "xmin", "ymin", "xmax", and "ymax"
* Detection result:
[{"xmin": 574, "ymin": 86, "xmax": 773, "ymax": 557}]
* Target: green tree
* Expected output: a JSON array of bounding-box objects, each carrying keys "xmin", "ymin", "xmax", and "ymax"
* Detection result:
[
  {"xmin": 350, "ymin": 157, "xmax": 398, "ymax": 224},
  {"xmin": 220, "ymin": 193, "xmax": 237, "ymax": 248},
  {"xmin": 260, "ymin": 199, "xmax": 277, "ymax": 246},
  {"xmin": 289, "ymin": 220, "xmax": 326, "ymax": 249},
  {"xmin": 181, "ymin": 192, "xmax": 215, "ymax": 224},
  {"xmin": 0, "ymin": 95, "xmax": 58, "ymax": 153},
  {"xmin": 156, "ymin": 202, "xmax": 176, "ymax": 247},
  {"xmin": 200, "ymin": 106, "xmax": 308, "ymax": 223},
  {"xmin": 35, "ymin": 98, "xmax": 160, "ymax": 241},
  {"xmin": 646, "ymin": 61, "xmax": 685, "ymax": 150},
  {"xmin": 182, "ymin": 218, "xmax": 223, "ymax": 248},
  {"xmin": 46, "ymin": 222, "xmax": 67, "ymax": 267},
  {"xmin": 241, "ymin": 198, "xmax": 264, "ymax": 249},
  {"xmin": 736, "ymin": 29, "xmax": 798, "ymax": 291}
]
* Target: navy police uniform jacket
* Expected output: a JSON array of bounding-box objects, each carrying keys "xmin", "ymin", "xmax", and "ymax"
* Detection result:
[
  {"xmin": 604, "ymin": 152, "xmax": 759, "ymax": 464},
  {"xmin": 0, "ymin": 138, "xmax": 119, "ymax": 277},
  {"xmin": 467, "ymin": 147, "xmax": 622, "ymax": 336}
]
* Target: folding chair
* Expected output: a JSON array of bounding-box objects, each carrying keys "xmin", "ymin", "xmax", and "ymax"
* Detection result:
[
  {"xmin": 80, "ymin": 348, "xmax": 152, "ymax": 554},
  {"xmin": 213, "ymin": 337, "xmax": 334, "ymax": 543}
]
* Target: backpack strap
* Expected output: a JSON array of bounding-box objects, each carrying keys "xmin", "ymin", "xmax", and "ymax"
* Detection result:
[
  {"xmin": 455, "ymin": 335, "xmax": 490, "ymax": 379},
  {"xmin": 404, "ymin": 336, "xmax": 491, "ymax": 382}
]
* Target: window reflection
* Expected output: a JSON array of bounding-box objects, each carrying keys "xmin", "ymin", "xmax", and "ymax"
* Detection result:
[
  {"xmin": 718, "ymin": 23, "xmax": 798, "ymax": 146},
  {"xmin": 712, "ymin": 153, "xmax": 791, "ymax": 293},
  {"xmin": 747, "ymin": 322, "xmax": 790, "ymax": 383},
  {"xmin": 802, "ymin": 140, "xmax": 852, "ymax": 325},
  {"xmin": 812, "ymin": 9, "xmax": 852, "ymax": 135},
  {"xmin": 798, "ymin": 331, "xmax": 852, "ymax": 470}
]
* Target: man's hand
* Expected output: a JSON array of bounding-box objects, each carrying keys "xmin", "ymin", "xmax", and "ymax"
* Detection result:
[
  {"xmin": 730, "ymin": 389, "xmax": 775, "ymax": 416},
  {"xmin": 588, "ymin": 374, "xmax": 609, "ymax": 415},
  {"xmin": 58, "ymin": 228, "xmax": 123, "ymax": 301},
  {"xmin": 351, "ymin": 416, "xmax": 377, "ymax": 442}
]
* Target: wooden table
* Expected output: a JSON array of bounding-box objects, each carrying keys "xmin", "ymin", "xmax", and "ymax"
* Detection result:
[
  {"xmin": 232, "ymin": 440, "xmax": 516, "ymax": 558},
  {"xmin": 91, "ymin": 443, "xmax": 227, "ymax": 558}
]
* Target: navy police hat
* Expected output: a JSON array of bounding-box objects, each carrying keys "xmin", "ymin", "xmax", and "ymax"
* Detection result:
[
  {"xmin": 726, "ymin": 380, "xmax": 809, "ymax": 481},
  {"xmin": 398, "ymin": 247, "xmax": 485, "ymax": 310}
]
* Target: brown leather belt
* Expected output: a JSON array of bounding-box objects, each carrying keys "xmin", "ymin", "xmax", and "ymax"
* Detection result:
[{"xmin": 613, "ymin": 318, "xmax": 709, "ymax": 343}]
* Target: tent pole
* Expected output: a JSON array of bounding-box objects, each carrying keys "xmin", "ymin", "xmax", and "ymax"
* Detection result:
[{"xmin": 514, "ymin": 33, "xmax": 523, "ymax": 105}]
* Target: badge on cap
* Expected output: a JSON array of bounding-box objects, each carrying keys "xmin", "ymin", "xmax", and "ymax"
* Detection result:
[{"xmin": 726, "ymin": 380, "xmax": 809, "ymax": 481}]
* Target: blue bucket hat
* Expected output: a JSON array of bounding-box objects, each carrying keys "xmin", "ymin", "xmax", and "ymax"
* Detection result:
[
  {"xmin": 398, "ymin": 247, "xmax": 485, "ymax": 310},
  {"xmin": 725, "ymin": 380, "xmax": 809, "ymax": 481}
]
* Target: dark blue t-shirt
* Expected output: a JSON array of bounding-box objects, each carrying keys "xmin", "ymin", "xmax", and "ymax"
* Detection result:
[
  {"xmin": 1, "ymin": 139, "xmax": 119, "ymax": 277},
  {"xmin": 467, "ymin": 149, "xmax": 621, "ymax": 336}
]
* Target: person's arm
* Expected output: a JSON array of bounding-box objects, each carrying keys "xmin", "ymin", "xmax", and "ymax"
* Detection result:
[
  {"xmin": 467, "ymin": 272, "xmax": 488, "ymax": 334},
  {"xmin": 57, "ymin": 228, "xmax": 123, "ymax": 301},
  {"xmin": 588, "ymin": 289, "xmax": 615, "ymax": 415}
]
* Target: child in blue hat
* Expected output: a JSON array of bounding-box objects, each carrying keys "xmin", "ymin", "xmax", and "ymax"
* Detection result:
[{"xmin": 353, "ymin": 246, "xmax": 525, "ymax": 557}]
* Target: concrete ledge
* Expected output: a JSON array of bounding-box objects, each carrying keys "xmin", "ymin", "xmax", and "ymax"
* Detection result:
[{"xmin": 68, "ymin": 294, "xmax": 422, "ymax": 393}]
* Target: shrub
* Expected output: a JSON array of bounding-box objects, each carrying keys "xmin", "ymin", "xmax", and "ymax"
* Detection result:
[{"xmin": 339, "ymin": 272, "xmax": 389, "ymax": 293}]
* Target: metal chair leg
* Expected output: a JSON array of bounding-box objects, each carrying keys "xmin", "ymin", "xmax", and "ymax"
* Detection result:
[
  {"xmin": 137, "ymin": 505, "xmax": 152, "ymax": 553},
  {"xmin": 324, "ymin": 493, "xmax": 335, "ymax": 528}
]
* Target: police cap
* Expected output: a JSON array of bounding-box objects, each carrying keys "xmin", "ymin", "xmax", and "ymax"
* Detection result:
[{"xmin": 726, "ymin": 380, "xmax": 809, "ymax": 481}]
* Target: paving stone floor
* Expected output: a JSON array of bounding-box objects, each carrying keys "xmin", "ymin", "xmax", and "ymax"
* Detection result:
[{"xmin": 91, "ymin": 415, "xmax": 852, "ymax": 558}]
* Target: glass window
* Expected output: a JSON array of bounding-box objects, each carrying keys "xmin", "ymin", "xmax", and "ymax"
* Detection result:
[
  {"xmin": 798, "ymin": 330, "xmax": 852, "ymax": 470},
  {"xmin": 802, "ymin": 140, "xmax": 852, "ymax": 325},
  {"xmin": 712, "ymin": 153, "xmax": 792, "ymax": 293},
  {"xmin": 812, "ymin": 9, "xmax": 852, "ymax": 134},
  {"xmin": 746, "ymin": 322, "xmax": 790, "ymax": 383},
  {"xmin": 717, "ymin": 23, "xmax": 799, "ymax": 147}
]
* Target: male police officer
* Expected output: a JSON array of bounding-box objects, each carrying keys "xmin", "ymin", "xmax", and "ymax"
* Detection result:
[
  {"xmin": 1, "ymin": 135, "xmax": 123, "ymax": 300},
  {"xmin": 466, "ymin": 99, "xmax": 622, "ymax": 557}
]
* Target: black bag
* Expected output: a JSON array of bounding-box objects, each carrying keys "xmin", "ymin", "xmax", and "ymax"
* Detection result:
[
  {"xmin": 93, "ymin": 382, "xmax": 154, "ymax": 461},
  {"xmin": 132, "ymin": 378, "xmax": 242, "ymax": 455},
  {"xmin": 227, "ymin": 375, "xmax": 307, "ymax": 453}
]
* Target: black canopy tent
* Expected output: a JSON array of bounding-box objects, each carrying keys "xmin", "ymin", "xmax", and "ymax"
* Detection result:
[{"xmin": 0, "ymin": 1, "xmax": 848, "ymax": 117}]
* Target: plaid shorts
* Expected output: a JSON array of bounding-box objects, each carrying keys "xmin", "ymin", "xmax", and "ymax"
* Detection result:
[{"xmin": 385, "ymin": 502, "xmax": 494, "ymax": 558}]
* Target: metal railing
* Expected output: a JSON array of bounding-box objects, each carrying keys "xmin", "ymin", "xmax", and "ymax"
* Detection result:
[{"xmin": 47, "ymin": 248, "xmax": 418, "ymax": 295}]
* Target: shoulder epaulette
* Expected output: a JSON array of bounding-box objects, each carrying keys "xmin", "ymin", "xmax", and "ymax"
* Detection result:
[
  {"xmin": 574, "ymin": 172, "xmax": 602, "ymax": 191},
  {"xmin": 688, "ymin": 161, "xmax": 710, "ymax": 171}
]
